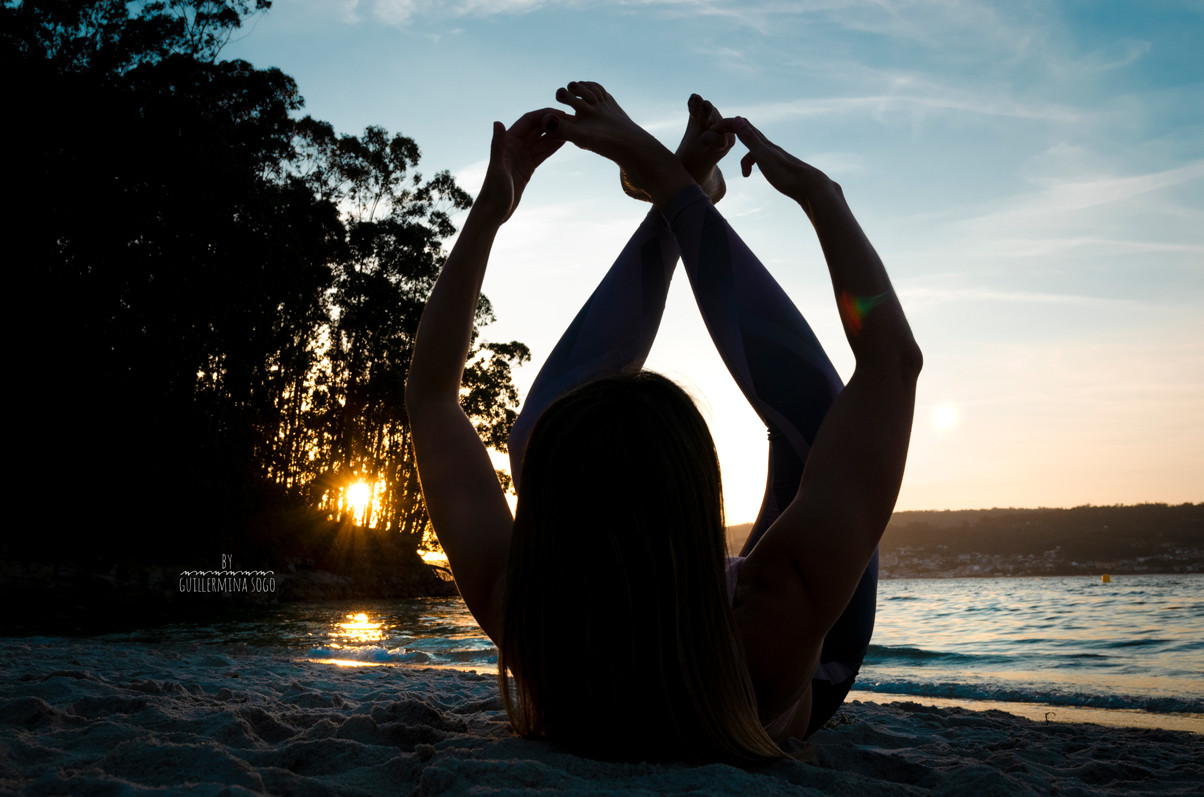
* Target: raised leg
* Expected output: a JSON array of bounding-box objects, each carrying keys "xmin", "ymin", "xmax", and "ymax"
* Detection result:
[
  {"xmin": 545, "ymin": 83, "xmax": 881, "ymax": 736},
  {"xmin": 662, "ymin": 182, "xmax": 876, "ymax": 736},
  {"xmin": 507, "ymin": 211, "xmax": 679, "ymax": 491},
  {"xmin": 663, "ymin": 185, "xmax": 844, "ymax": 541},
  {"xmin": 509, "ymin": 88, "xmax": 733, "ymax": 488}
]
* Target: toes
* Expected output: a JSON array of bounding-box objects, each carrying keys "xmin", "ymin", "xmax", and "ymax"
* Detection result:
[
  {"xmin": 688, "ymin": 95, "xmax": 723, "ymax": 126},
  {"xmin": 579, "ymin": 81, "xmax": 607, "ymax": 101},
  {"xmin": 556, "ymin": 85, "xmax": 590, "ymax": 114},
  {"xmin": 567, "ymin": 80, "xmax": 601, "ymax": 104}
]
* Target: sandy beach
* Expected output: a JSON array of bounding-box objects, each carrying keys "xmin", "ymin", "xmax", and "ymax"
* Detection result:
[{"xmin": 2, "ymin": 638, "xmax": 1200, "ymax": 795}]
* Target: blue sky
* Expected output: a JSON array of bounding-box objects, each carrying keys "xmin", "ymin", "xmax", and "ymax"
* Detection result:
[{"xmin": 227, "ymin": 0, "xmax": 1203, "ymax": 522}]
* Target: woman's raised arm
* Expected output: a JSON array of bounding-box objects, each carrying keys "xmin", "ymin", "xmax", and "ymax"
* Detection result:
[
  {"xmin": 722, "ymin": 117, "xmax": 922, "ymax": 708},
  {"xmin": 405, "ymin": 110, "xmax": 562, "ymax": 643}
]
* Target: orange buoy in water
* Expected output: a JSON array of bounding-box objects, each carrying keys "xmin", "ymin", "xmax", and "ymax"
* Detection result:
[{"xmin": 1102, "ymin": 574, "xmax": 1111, "ymax": 583}]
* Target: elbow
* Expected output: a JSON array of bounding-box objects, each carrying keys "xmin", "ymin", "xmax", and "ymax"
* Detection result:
[
  {"xmin": 900, "ymin": 340, "xmax": 923, "ymax": 381},
  {"xmin": 406, "ymin": 365, "xmax": 462, "ymax": 420},
  {"xmin": 860, "ymin": 334, "xmax": 922, "ymax": 382}
]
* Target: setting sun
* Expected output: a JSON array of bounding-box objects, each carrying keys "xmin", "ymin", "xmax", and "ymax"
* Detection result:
[{"xmin": 346, "ymin": 481, "xmax": 371, "ymax": 521}]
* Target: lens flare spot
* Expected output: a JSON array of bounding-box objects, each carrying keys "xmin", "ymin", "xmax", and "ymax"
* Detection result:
[
  {"xmin": 931, "ymin": 402, "xmax": 961, "ymax": 432},
  {"xmin": 838, "ymin": 290, "xmax": 886, "ymax": 336}
]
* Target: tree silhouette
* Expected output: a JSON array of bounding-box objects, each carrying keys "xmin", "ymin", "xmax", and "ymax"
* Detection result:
[{"xmin": 2, "ymin": 0, "xmax": 525, "ymax": 567}]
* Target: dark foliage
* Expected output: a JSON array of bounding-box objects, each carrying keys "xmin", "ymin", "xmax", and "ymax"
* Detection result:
[{"xmin": 2, "ymin": 0, "xmax": 525, "ymax": 568}]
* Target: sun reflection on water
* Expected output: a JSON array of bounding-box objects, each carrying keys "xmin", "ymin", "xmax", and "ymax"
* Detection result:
[
  {"xmin": 334, "ymin": 612, "xmax": 385, "ymax": 645},
  {"xmin": 299, "ymin": 600, "xmax": 499, "ymax": 671}
]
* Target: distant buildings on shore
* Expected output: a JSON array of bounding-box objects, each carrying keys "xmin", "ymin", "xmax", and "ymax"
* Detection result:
[
  {"xmin": 728, "ymin": 502, "xmax": 1204, "ymax": 579},
  {"xmin": 880, "ymin": 503, "xmax": 1203, "ymax": 578},
  {"xmin": 877, "ymin": 544, "xmax": 1202, "ymax": 579}
]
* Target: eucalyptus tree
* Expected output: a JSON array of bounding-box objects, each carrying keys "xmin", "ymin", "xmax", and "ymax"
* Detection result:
[{"xmin": 2, "ymin": 0, "xmax": 527, "ymax": 565}]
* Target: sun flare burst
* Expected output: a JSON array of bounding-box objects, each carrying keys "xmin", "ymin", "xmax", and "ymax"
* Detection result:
[{"xmin": 346, "ymin": 481, "xmax": 371, "ymax": 522}]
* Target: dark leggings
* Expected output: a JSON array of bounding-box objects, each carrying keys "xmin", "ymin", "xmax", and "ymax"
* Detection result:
[{"xmin": 508, "ymin": 184, "xmax": 876, "ymax": 735}]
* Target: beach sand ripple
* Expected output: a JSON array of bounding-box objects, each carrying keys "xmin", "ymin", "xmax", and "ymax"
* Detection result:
[{"xmin": 1, "ymin": 639, "xmax": 1199, "ymax": 795}]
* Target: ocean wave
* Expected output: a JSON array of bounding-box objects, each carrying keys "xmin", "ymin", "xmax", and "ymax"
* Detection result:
[
  {"xmin": 864, "ymin": 645, "xmax": 1010, "ymax": 666},
  {"xmin": 854, "ymin": 676, "xmax": 1204, "ymax": 714},
  {"xmin": 306, "ymin": 646, "xmax": 497, "ymax": 666}
]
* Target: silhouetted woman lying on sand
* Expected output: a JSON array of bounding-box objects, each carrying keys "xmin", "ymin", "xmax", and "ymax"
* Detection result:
[{"xmin": 406, "ymin": 82, "xmax": 921, "ymax": 763}]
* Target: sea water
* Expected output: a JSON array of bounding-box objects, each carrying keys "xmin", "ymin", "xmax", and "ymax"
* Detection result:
[
  {"xmin": 863, "ymin": 575, "xmax": 1203, "ymax": 715},
  {"xmin": 105, "ymin": 574, "xmax": 1203, "ymax": 718}
]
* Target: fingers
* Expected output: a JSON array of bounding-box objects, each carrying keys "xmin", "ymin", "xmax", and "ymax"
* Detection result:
[
  {"xmin": 710, "ymin": 116, "xmax": 773, "ymax": 177},
  {"xmin": 501, "ymin": 108, "xmax": 568, "ymax": 162},
  {"xmin": 741, "ymin": 150, "xmax": 756, "ymax": 178},
  {"xmin": 529, "ymin": 132, "xmax": 566, "ymax": 167},
  {"xmin": 509, "ymin": 107, "xmax": 561, "ymax": 139},
  {"xmin": 712, "ymin": 115, "xmax": 760, "ymax": 146},
  {"xmin": 698, "ymin": 127, "xmax": 735, "ymax": 152},
  {"xmin": 489, "ymin": 120, "xmax": 507, "ymax": 165}
]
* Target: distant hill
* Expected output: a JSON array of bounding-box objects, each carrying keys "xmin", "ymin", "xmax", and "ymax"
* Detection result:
[{"xmin": 728, "ymin": 503, "xmax": 1204, "ymax": 578}]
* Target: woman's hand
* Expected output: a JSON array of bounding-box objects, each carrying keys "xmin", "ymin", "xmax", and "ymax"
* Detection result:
[
  {"xmin": 474, "ymin": 108, "xmax": 565, "ymax": 225},
  {"xmin": 714, "ymin": 116, "xmax": 837, "ymax": 216}
]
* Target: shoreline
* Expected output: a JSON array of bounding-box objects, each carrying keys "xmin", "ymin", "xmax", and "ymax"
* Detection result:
[
  {"xmin": 342, "ymin": 661, "xmax": 1204, "ymax": 736},
  {"xmin": 845, "ymin": 690, "xmax": 1204, "ymax": 735}
]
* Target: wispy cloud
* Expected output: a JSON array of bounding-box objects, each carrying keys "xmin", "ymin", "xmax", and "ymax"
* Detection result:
[
  {"xmin": 898, "ymin": 286, "xmax": 1147, "ymax": 309},
  {"xmin": 352, "ymin": 0, "xmax": 1048, "ymax": 46},
  {"xmin": 365, "ymin": 0, "xmax": 564, "ymax": 25},
  {"xmin": 1022, "ymin": 160, "xmax": 1204, "ymax": 213},
  {"xmin": 340, "ymin": 0, "xmax": 364, "ymax": 23},
  {"xmin": 735, "ymin": 90, "xmax": 1085, "ymax": 125},
  {"xmin": 948, "ymin": 160, "xmax": 1204, "ymax": 247},
  {"xmin": 983, "ymin": 237, "xmax": 1204, "ymax": 259},
  {"xmin": 890, "ymin": 158, "xmax": 1204, "ymax": 272}
]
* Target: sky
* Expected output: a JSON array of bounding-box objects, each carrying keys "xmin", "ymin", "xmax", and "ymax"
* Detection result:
[{"xmin": 226, "ymin": 0, "xmax": 1203, "ymax": 524}]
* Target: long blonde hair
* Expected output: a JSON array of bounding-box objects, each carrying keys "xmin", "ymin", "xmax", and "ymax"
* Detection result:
[{"xmin": 498, "ymin": 372, "xmax": 784, "ymax": 763}]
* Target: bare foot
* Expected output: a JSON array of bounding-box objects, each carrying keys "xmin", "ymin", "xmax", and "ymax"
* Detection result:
[
  {"xmin": 680, "ymin": 94, "xmax": 734, "ymax": 202},
  {"xmin": 626, "ymin": 95, "xmax": 736, "ymax": 204},
  {"xmin": 622, "ymin": 94, "xmax": 733, "ymax": 204},
  {"xmin": 550, "ymin": 81, "xmax": 693, "ymax": 208}
]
